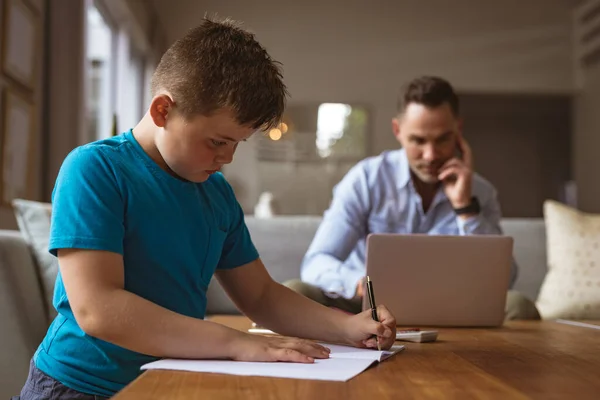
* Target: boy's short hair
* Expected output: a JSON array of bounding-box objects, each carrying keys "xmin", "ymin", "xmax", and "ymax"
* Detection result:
[
  {"xmin": 397, "ymin": 76, "xmax": 459, "ymax": 116},
  {"xmin": 151, "ymin": 16, "xmax": 287, "ymax": 130}
]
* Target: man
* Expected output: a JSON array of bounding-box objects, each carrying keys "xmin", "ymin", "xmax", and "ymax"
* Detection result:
[{"xmin": 284, "ymin": 76, "xmax": 540, "ymax": 320}]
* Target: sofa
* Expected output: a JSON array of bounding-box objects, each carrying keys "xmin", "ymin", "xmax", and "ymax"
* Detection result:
[
  {"xmin": 206, "ymin": 216, "xmax": 548, "ymax": 314},
  {"xmin": 0, "ymin": 216, "xmax": 547, "ymax": 398}
]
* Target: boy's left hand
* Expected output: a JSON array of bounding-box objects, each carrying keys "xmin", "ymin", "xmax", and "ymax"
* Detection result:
[{"xmin": 342, "ymin": 305, "xmax": 396, "ymax": 350}]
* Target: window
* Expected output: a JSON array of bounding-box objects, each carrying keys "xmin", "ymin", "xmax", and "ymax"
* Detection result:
[
  {"xmin": 257, "ymin": 103, "xmax": 368, "ymax": 162},
  {"xmin": 250, "ymin": 102, "xmax": 369, "ymax": 215},
  {"xmin": 85, "ymin": 1, "xmax": 114, "ymax": 140},
  {"xmin": 84, "ymin": 0, "xmax": 149, "ymax": 140},
  {"xmin": 315, "ymin": 103, "xmax": 367, "ymax": 159},
  {"xmin": 120, "ymin": 44, "xmax": 145, "ymax": 132}
]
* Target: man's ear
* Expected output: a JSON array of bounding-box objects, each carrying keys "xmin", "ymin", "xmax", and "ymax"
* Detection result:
[
  {"xmin": 392, "ymin": 117, "xmax": 402, "ymax": 144},
  {"xmin": 149, "ymin": 94, "xmax": 175, "ymax": 128},
  {"xmin": 457, "ymin": 117, "xmax": 464, "ymax": 134},
  {"xmin": 392, "ymin": 117, "xmax": 401, "ymax": 137}
]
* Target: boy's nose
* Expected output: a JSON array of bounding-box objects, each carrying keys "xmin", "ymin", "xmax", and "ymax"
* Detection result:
[{"xmin": 216, "ymin": 148, "xmax": 234, "ymax": 164}]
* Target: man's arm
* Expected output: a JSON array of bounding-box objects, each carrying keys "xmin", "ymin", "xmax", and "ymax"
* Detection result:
[
  {"xmin": 456, "ymin": 187, "xmax": 502, "ymax": 236},
  {"xmin": 439, "ymin": 134, "xmax": 502, "ymax": 237},
  {"xmin": 300, "ymin": 165, "xmax": 371, "ymax": 299},
  {"xmin": 455, "ymin": 188, "xmax": 519, "ymax": 287}
]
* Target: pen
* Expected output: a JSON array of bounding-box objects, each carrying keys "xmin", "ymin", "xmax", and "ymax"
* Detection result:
[{"xmin": 366, "ymin": 275, "xmax": 381, "ymax": 351}]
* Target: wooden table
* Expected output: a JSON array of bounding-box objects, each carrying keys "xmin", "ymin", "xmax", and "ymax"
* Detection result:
[{"xmin": 113, "ymin": 316, "xmax": 600, "ymax": 400}]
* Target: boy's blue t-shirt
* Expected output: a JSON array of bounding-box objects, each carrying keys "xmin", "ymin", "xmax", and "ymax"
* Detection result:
[{"xmin": 34, "ymin": 130, "xmax": 259, "ymax": 397}]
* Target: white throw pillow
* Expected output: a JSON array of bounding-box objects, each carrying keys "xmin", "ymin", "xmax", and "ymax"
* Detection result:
[
  {"xmin": 12, "ymin": 199, "xmax": 58, "ymax": 322},
  {"xmin": 536, "ymin": 200, "xmax": 600, "ymax": 319}
]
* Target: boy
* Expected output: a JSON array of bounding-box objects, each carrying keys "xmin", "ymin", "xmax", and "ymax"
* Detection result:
[{"xmin": 17, "ymin": 17, "xmax": 396, "ymax": 400}]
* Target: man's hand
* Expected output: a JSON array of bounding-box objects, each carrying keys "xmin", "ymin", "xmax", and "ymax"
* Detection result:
[
  {"xmin": 356, "ymin": 277, "xmax": 366, "ymax": 298},
  {"xmin": 340, "ymin": 305, "xmax": 396, "ymax": 350},
  {"xmin": 228, "ymin": 332, "xmax": 331, "ymax": 363},
  {"xmin": 438, "ymin": 134, "xmax": 474, "ymax": 214}
]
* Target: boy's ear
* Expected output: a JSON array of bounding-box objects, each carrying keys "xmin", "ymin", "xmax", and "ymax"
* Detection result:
[{"xmin": 149, "ymin": 94, "xmax": 174, "ymax": 128}]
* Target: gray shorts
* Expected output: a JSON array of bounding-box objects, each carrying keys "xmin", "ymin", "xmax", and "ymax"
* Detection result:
[{"xmin": 13, "ymin": 359, "xmax": 109, "ymax": 400}]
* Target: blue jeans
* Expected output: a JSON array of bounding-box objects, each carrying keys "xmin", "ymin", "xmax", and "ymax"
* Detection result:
[{"xmin": 14, "ymin": 359, "xmax": 109, "ymax": 400}]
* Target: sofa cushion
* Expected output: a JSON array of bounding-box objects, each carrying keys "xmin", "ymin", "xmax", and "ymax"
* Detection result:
[
  {"xmin": 244, "ymin": 216, "xmax": 323, "ymax": 282},
  {"xmin": 12, "ymin": 199, "xmax": 57, "ymax": 321},
  {"xmin": 500, "ymin": 219, "xmax": 547, "ymax": 301},
  {"xmin": 0, "ymin": 230, "xmax": 49, "ymax": 398},
  {"xmin": 536, "ymin": 200, "xmax": 600, "ymax": 319},
  {"xmin": 205, "ymin": 216, "xmax": 322, "ymax": 314},
  {"xmin": 205, "ymin": 215, "xmax": 549, "ymax": 315}
]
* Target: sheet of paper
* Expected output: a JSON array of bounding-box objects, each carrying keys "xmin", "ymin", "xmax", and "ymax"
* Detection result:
[
  {"xmin": 324, "ymin": 343, "xmax": 405, "ymax": 362},
  {"xmin": 247, "ymin": 328, "xmax": 405, "ymax": 361},
  {"xmin": 141, "ymin": 343, "xmax": 404, "ymax": 382},
  {"xmin": 141, "ymin": 357, "xmax": 376, "ymax": 382},
  {"xmin": 248, "ymin": 328, "xmax": 276, "ymax": 335}
]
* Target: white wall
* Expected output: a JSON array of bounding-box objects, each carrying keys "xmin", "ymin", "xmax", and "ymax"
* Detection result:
[
  {"xmin": 573, "ymin": 64, "xmax": 600, "ymax": 213},
  {"xmin": 572, "ymin": 0, "xmax": 600, "ymax": 214},
  {"xmin": 45, "ymin": 1, "xmax": 87, "ymax": 204},
  {"xmin": 151, "ymin": 0, "xmax": 576, "ymax": 213}
]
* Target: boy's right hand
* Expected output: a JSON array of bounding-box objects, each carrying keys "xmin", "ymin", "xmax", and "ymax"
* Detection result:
[{"xmin": 228, "ymin": 333, "xmax": 331, "ymax": 363}]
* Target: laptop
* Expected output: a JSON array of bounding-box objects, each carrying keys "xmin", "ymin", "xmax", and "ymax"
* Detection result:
[{"xmin": 363, "ymin": 233, "xmax": 513, "ymax": 327}]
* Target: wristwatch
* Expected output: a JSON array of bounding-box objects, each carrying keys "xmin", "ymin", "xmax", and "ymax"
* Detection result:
[{"xmin": 453, "ymin": 196, "xmax": 480, "ymax": 215}]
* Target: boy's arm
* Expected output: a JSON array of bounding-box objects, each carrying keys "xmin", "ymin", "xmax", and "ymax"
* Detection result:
[
  {"xmin": 215, "ymin": 258, "xmax": 395, "ymax": 348},
  {"xmin": 59, "ymin": 248, "xmax": 330, "ymax": 362},
  {"xmin": 215, "ymin": 175, "xmax": 394, "ymax": 348}
]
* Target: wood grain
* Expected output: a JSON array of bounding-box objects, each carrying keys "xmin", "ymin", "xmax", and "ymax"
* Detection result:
[{"xmin": 112, "ymin": 316, "xmax": 600, "ymax": 400}]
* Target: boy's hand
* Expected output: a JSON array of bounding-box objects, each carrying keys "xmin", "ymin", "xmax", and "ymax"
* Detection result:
[
  {"xmin": 342, "ymin": 305, "xmax": 396, "ymax": 350},
  {"xmin": 229, "ymin": 333, "xmax": 331, "ymax": 363}
]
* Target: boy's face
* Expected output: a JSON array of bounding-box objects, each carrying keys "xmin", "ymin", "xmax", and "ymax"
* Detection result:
[{"xmin": 156, "ymin": 107, "xmax": 255, "ymax": 183}]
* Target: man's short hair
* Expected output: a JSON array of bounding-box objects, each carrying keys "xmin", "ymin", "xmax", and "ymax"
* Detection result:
[
  {"xmin": 397, "ymin": 76, "xmax": 459, "ymax": 116},
  {"xmin": 151, "ymin": 16, "xmax": 287, "ymax": 130}
]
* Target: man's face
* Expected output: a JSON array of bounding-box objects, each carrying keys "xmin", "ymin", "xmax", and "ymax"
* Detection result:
[
  {"xmin": 156, "ymin": 108, "xmax": 255, "ymax": 183},
  {"xmin": 393, "ymin": 102, "xmax": 461, "ymax": 184}
]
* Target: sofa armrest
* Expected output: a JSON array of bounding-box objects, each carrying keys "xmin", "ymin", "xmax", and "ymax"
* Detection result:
[{"xmin": 0, "ymin": 230, "xmax": 48, "ymax": 398}]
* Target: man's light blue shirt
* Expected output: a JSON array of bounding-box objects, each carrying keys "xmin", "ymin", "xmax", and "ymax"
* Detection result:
[{"xmin": 301, "ymin": 148, "xmax": 517, "ymax": 299}]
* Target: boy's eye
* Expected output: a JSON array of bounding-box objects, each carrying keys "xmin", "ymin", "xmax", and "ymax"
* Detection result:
[{"xmin": 211, "ymin": 139, "xmax": 227, "ymax": 146}]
